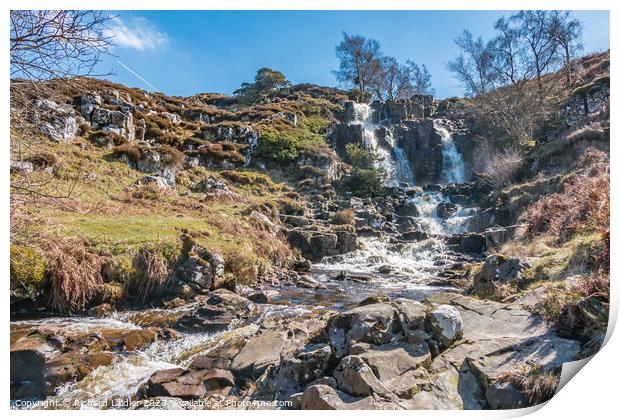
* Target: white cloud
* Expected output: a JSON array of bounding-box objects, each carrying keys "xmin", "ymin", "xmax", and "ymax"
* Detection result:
[{"xmin": 106, "ymin": 16, "xmax": 168, "ymax": 52}]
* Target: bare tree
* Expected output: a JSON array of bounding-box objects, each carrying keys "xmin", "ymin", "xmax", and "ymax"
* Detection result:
[
  {"xmin": 370, "ymin": 56, "xmax": 412, "ymax": 100},
  {"xmin": 510, "ymin": 11, "xmax": 560, "ymax": 88},
  {"xmin": 11, "ymin": 10, "xmax": 113, "ymax": 81},
  {"xmin": 408, "ymin": 61, "xmax": 435, "ymax": 95},
  {"xmin": 447, "ymin": 30, "xmax": 497, "ymax": 97},
  {"xmin": 334, "ymin": 32, "xmax": 383, "ymax": 94},
  {"xmin": 548, "ymin": 11, "xmax": 584, "ymax": 85},
  {"xmin": 10, "ymin": 10, "xmax": 114, "ymax": 212},
  {"xmin": 490, "ymin": 17, "xmax": 531, "ymax": 85}
]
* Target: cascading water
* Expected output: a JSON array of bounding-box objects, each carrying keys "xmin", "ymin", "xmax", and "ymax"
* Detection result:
[
  {"xmin": 434, "ymin": 119, "xmax": 465, "ymax": 184},
  {"xmin": 350, "ymin": 103, "xmax": 414, "ymax": 187}
]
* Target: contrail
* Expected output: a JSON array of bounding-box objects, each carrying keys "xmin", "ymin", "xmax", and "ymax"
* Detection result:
[{"xmin": 116, "ymin": 60, "xmax": 160, "ymax": 92}]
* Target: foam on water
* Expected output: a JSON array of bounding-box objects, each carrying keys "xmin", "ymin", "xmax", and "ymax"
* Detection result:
[{"xmin": 44, "ymin": 324, "xmax": 259, "ymax": 409}]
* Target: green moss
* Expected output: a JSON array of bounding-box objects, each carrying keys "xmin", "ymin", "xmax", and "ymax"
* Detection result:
[{"xmin": 10, "ymin": 244, "xmax": 47, "ymax": 299}]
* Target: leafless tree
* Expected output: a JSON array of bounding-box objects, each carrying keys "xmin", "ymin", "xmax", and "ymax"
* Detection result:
[
  {"xmin": 334, "ymin": 32, "xmax": 383, "ymax": 94},
  {"xmin": 408, "ymin": 61, "xmax": 435, "ymax": 96},
  {"xmin": 10, "ymin": 10, "xmax": 114, "ymax": 213},
  {"xmin": 548, "ymin": 11, "xmax": 584, "ymax": 85},
  {"xmin": 11, "ymin": 10, "xmax": 113, "ymax": 81},
  {"xmin": 446, "ymin": 30, "xmax": 497, "ymax": 97},
  {"xmin": 472, "ymin": 137, "xmax": 523, "ymax": 188},
  {"xmin": 490, "ymin": 17, "xmax": 531, "ymax": 85},
  {"xmin": 371, "ymin": 56, "xmax": 411, "ymax": 100},
  {"xmin": 510, "ymin": 11, "xmax": 560, "ymax": 89}
]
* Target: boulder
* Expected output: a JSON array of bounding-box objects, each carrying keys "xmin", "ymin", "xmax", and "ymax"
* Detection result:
[
  {"xmin": 230, "ymin": 331, "xmax": 287, "ymax": 380},
  {"xmin": 356, "ymin": 341, "xmax": 432, "ymax": 383},
  {"xmin": 427, "ymin": 305, "xmax": 463, "ymax": 348},
  {"xmin": 473, "ymin": 254, "xmax": 528, "ymax": 297},
  {"xmin": 394, "ymin": 299, "xmax": 427, "ymax": 335},
  {"xmin": 137, "ymin": 367, "xmax": 234, "ymax": 400},
  {"xmin": 333, "ymin": 355, "xmax": 394, "ymax": 399},
  {"xmin": 123, "ymin": 328, "xmax": 159, "ymax": 351},
  {"xmin": 300, "ymin": 384, "xmax": 390, "ymax": 410},
  {"xmin": 328, "ymin": 303, "xmax": 399, "ymax": 358},
  {"xmin": 486, "ymin": 382, "xmax": 529, "ymax": 409},
  {"xmin": 34, "ymin": 99, "xmax": 77, "ymax": 142}
]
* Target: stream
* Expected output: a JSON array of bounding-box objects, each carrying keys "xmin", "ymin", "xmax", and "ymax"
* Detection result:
[{"xmin": 11, "ymin": 109, "xmax": 480, "ymax": 409}]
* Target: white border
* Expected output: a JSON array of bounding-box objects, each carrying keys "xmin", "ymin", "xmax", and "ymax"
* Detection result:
[{"xmin": 2, "ymin": 1, "xmax": 616, "ymax": 419}]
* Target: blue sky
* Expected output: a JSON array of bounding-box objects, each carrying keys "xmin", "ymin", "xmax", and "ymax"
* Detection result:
[{"xmin": 98, "ymin": 10, "xmax": 610, "ymax": 99}]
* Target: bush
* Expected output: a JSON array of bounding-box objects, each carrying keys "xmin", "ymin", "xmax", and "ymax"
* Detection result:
[
  {"xmin": 126, "ymin": 243, "xmax": 179, "ymax": 305},
  {"xmin": 332, "ymin": 209, "xmax": 355, "ymax": 225},
  {"xmin": 344, "ymin": 143, "xmax": 383, "ymax": 197},
  {"xmin": 225, "ymin": 251, "xmax": 259, "ymax": 285},
  {"xmin": 472, "ymin": 138, "xmax": 523, "ymax": 188}
]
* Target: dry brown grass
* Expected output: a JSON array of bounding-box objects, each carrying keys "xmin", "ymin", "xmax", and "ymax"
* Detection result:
[
  {"xmin": 126, "ymin": 247, "xmax": 172, "ymax": 306},
  {"xmin": 44, "ymin": 237, "xmax": 105, "ymax": 314},
  {"xmin": 497, "ymin": 364, "xmax": 559, "ymax": 406},
  {"xmin": 331, "ymin": 209, "xmax": 355, "ymax": 225},
  {"xmin": 225, "ymin": 251, "xmax": 259, "ymax": 285},
  {"xmin": 523, "ymin": 153, "xmax": 609, "ymax": 245}
]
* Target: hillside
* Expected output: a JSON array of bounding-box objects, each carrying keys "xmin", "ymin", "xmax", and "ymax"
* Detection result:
[{"xmin": 10, "ymin": 51, "xmax": 609, "ymax": 410}]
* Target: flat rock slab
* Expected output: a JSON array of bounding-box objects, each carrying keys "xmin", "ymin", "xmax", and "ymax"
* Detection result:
[
  {"xmin": 417, "ymin": 293, "xmax": 582, "ymax": 409},
  {"xmin": 231, "ymin": 331, "xmax": 287, "ymax": 380}
]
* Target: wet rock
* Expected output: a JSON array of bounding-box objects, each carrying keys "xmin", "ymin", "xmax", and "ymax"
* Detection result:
[
  {"xmin": 138, "ymin": 367, "xmax": 235, "ymax": 400},
  {"xmin": 358, "ymin": 295, "xmax": 390, "ymax": 306},
  {"xmin": 486, "ymin": 382, "xmax": 529, "ymax": 409},
  {"xmin": 123, "ymin": 328, "xmax": 159, "ymax": 351},
  {"xmin": 400, "ymin": 230, "xmax": 429, "ymax": 241},
  {"xmin": 248, "ymin": 290, "xmax": 278, "ymax": 304},
  {"xmin": 328, "ymin": 303, "xmax": 399, "ymax": 358},
  {"xmin": 437, "ymin": 202, "xmax": 458, "ymax": 218},
  {"xmin": 427, "ymin": 305, "xmax": 463, "ymax": 348},
  {"xmin": 448, "ymin": 233, "xmax": 486, "ymax": 254},
  {"xmin": 295, "ymin": 274, "xmax": 326, "ymax": 289},
  {"xmin": 231, "ymin": 331, "xmax": 287, "ymax": 380},
  {"xmin": 293, "ymin": 259, "xmax": 311, "ymax": 272},
  {"xmin": 173, "ymin": 289, "xmax": 253, "ymax": 333},
  {"xmin": 10, "ymin": 333, "xmax": 62, "ymax": 399}
]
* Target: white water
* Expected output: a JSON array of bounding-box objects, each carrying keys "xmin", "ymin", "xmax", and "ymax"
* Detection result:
[
  {"xmin": 407, "ymin": 192, "xmax": 474, "ymax": 235},
  {"xmin": 351, "ymin": 103, "xmax": 414, "ymax": 187},
  {"xmin": 44, "ymin": 324, "xmax": 259, "ymax": 409},
  {"xmin": 434, "ymin": 120, "xmax": 465, "ymax": 184}
]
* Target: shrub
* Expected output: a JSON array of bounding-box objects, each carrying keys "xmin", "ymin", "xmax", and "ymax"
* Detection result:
[
  {"xmin": 221, "ymin": 169, "xmax": 273, "ymax": 186},
  {"xmin": 225, "ymin": 251, "xmax": 259, "ymax": 285},
  {"xmin": 26, "ymin": 151, "xmax": 58, "ymax": 168},
  {"xmin": 332, "ymin": 209, "xmax": 355, "ymax": 225},
  {"xmin": 344, "ymin": 143, "xmax": 383, "ymax": 197},
  {"xmin": 127, "ymin": 245, "xmax": 173, "ymax": 305},
  {"xmin": 472, "ymin": 138, "xmax": 523, "ymax": 188}
]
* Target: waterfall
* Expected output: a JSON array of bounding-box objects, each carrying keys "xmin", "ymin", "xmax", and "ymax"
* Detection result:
[
  {"xmin": 350, "ymin": 103, "xmax": 414, "ymax": 187},
  {"xmin": 434, "ymin": 119, "xmax": 465, "ymax": 184}
]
